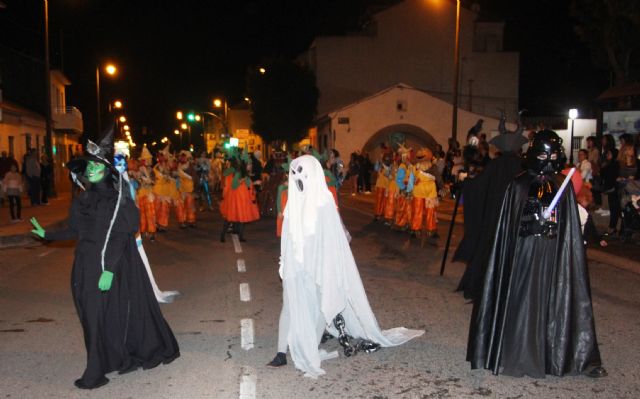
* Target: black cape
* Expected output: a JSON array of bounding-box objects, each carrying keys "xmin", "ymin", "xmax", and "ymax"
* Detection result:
[
  {"xmin": 466, "ymin": 172, "xmax": 602, "ymax": 377},
  {"xmin": 46, "ymin": 182, "xmax": 179, "ymax": 386},
  {"xmin": 455, "ymin": 152, "xmax": 523, "ymax": 299}
]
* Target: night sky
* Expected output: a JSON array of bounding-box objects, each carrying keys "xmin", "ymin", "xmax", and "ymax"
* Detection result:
[{"xmin": 1, "ymin": 0, "xmax": 608, "ymax": 142}]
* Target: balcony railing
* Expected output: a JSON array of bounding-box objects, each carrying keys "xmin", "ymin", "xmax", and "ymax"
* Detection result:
[{"xmin": 53, "ymin": 106, "xmax": 83, "ymax": 133}]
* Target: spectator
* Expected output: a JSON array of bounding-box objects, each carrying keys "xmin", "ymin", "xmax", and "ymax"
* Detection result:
[
  {"xmin": 24, "ymin": 149, "xmax": 42, "ymax": 206},
  {"xmin": 2, "ymin": 164, "xmax": 23, "ymax": 222},
  {"xmin": 346, "ymin": 152, "xmax": 360, "ymax": 196},
  {"xmin": 40, "ymin": 153, "xmax": 52, "ymax": 205},
  {"xmin": 586, "ymin": 137, "xmax": 602, "ymax": 206},
  {"xmin": 577, "ymin": 149, "xmax": 592, "ymax": 183},
  {"xmin": 360, "ymin": 152, "xmax": 373, "ymax": 194},
  {"xmin": 598, "ymin": 135, "xmax": 619, "ymax": 233}
]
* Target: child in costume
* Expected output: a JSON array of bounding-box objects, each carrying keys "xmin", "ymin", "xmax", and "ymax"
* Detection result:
[
  {"xmin": 153, "ymin": 145, "xmax": 176, "ymax": 231},
  {"xmin": 373, "ymin": 151, "xmax": 393, "ymax": 221},
  {"xmin": 31, "ymin": 126, "xmax": 179, "ymax": 389},
  {"xmin": 219, "ymin": 148, "xmax": 260, "ymax": 242},
  {"xmin": 134, "ymin": 145, "xmax": 157, "ymax": 241},
  {"xmin": 176, "ymin": 150, "xmax": 197, "ymax": 228},
  {"xmin": 394, "ymin": 144, "xmax": 414, "ymax": 230},
  {"xmin": 410, "ymin": 148, "xmax": 442, "ymax": 243},
  {"xmin": 276, "ymin": 157, "xmax": 291, "ymax": 237}
]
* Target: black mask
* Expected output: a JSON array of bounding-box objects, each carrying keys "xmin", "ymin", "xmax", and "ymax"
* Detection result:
[{"xmin": 524, "ymin": 130, "xmax": 566, "ymax": 175}]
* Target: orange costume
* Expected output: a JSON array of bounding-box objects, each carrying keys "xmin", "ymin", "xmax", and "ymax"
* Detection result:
[
  {"xmin": 136, "ymin": 159, "xmax": 156, "ymax": 235},
  {"xmin": 373, "ymin": 154, "xmax": 393, "ymax": 219},
  {"xmin": 175, "ymin": 151, "xmax": 196, "ymax": 227},
  {"xmin": 219, "ymin": 167, "xmax": 260, "ymax": 223},
  {"xmin": 394, "ymin": 161, "xmax": 414, "ymax": 229},
  {"xmin": 384, "ymin": 163, "xmax": 399, "ymax": 222},
  {"xmin": 153, "ymin": 158, "xmax": 177, "ymax": 230},
  {"xmin": 410, "ymin": 149, "xmax": 441, "ymax": 236}
]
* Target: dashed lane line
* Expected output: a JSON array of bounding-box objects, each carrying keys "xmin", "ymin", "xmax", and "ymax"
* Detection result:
[
  {"xmin": 239, "ymin": 283, "xmax": 251, "ymax": 302},
  {"xmin": 237, "ymin": 258, "xmax": 246, "ymax": 272},
  {"xmin": 240, "ymin": 318, "xmax": 254, "ymax": 350},
  {"xmin": 232, "ymin": 234, "xmax": 243, "ymax": 253},
  {"xmin": 239, "ymin": 366, "xmax": 256, "ymax": 399}
]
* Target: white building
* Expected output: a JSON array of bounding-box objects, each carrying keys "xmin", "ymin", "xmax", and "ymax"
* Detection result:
[
  {"xmin": 0, "ymin": 69, "xmax": 83, "ymax": 192},
  {"xmin": 301, "ymin": 0, "xmax": 519, "ymax": 123},
  {"xmin": 319, "ymin": 83, "xmax": 519, "ymax": 159}
]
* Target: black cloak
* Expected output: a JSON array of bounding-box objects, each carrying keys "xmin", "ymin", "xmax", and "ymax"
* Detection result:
[
  {"xmin": 455, "ymin": 152, "xmax": 523, "ymax": 299},
  {"xmin": 466, "ymin": 171, "xmax": 602, "ymax": 377},
  {"xmin": 45, "ymin": 181, "xmax": 179, "ymax": 387}
]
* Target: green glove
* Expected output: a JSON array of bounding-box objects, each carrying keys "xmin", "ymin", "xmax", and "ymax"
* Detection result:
[
  {"xmin": 30, "ymin": 217, "xmax": 45, "ymax": 238},
  {"xmin": 98, "ymin": 271, "xmax": 114, "ymax": 291}
]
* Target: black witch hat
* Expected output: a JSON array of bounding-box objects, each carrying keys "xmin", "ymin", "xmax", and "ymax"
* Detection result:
[
  {"xmin": 489, "ymin": 109, "xmax": 528, "ymax": 153},
  {"xmin": 67, "ymin": 122, "xmax": 119, "ymax": 188}
]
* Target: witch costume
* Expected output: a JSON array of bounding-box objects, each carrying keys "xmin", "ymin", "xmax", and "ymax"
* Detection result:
[
  {"xmin": 466, "ymin": 130, "xmax": 605, "ymax": 378},
  {"xmin": 269, "ymin": 155, "xmax": 423, "ymax": 378},
  {"xmin": 35, "ymin": 128, "xmax": 179, "ymax": 389}
]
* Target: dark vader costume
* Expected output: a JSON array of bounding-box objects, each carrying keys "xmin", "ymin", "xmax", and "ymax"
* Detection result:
[
  {"xmin": 44, "ymin": 126, "xmax": 179, "ymax": 388},
  {"xmin": 466, "ymin": 130, "xmax": 604, "ymax": 378}
]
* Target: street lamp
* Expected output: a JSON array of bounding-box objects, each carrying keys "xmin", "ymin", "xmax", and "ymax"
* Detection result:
[
  {"xmin": 119, "ymin": 116, "xmax": 127, "ymax": 123},
  {"xmin": 123, "ymin": 124, "xmax": 130, "ymax": 131},
  {"xmin": 176, "ymin": 111, "xmax": 183, "ymax": 120},
  {"xmin": 113, "ymin": 100, "xmax": 123, "ymax": 109},
  {"xmin": 258, "ymin": 67, "xmax": 266, "ymax": 74},
  {"xmin": 451, "ymin": 0, "xmax": 461, "ymax": 142},
  {"xmin": 96, "ymin": 62, "xmax": 118, "ymax": 133},
  {"xmin": 569, "ymin": 108, "xmax": 578, "ymax": 165}
]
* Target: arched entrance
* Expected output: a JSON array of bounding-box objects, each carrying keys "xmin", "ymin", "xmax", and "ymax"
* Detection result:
[{"xmin": 361, "ymin": 124, "xmax": 438, "ymax": 160}]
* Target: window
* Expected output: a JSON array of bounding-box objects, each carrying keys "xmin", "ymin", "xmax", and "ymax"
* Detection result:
[
  {"xmin": 9, "ymin": 136, "xmax": 14, "ymax": 156},
  {"xmin": 337, "ymin": 117, "xmax": 350, "ymax": 125},
  {"xmin": 572, "ymin": 136, "xmax": 583, "ymax": 151},
  {"xmin": 396, "ymin": 100, "xmax": 407, "ymax": 112}
]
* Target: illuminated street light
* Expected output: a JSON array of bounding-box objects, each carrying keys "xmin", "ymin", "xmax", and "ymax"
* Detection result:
[
  {"xmin": 181, "ymin": 123, "xmax": 188, "ymax": 130},
  {"xmin": 195, "ymin": 114, "xmax": 201, "ymax": 122},
  {"xmin": 119, "ymin": 116, "xmax": 126, "ymax": 123},
  {"xmin": 213, "ymin": 98, "xmax": 222, "ymax": 108},
  {"xmin": 569, "ymin": 108, "xmax": 578, "ymax": 165},
  {"xmin": 174, "ymin": 129, "xmax": 180, "ymax": 135},
  {"xmin": 123, "ymin": 124, "xmax": 130, "ymax": 131},
  {"xmin": 176, "ymin": 111, "xmax": 183, "ymax": 120},
  {"xmin": 258, "ymin": 67, "xmax": 266, "ymax": 74},
  {"xmin": 114, "ymin": 100, "xmax": 123, "ymax": 109},
  {"xmin": 105, "ymin": 64, "xmax": 117, "ymax": 75},
  {"xmin": 244, "ymin": 97, "xmax": 250, "ymax": 103}
]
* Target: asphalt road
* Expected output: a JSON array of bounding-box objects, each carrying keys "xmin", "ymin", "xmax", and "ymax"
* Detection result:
[{"xmin": 1, "ymin": 194, "xmax": 639, "ymax": 398}]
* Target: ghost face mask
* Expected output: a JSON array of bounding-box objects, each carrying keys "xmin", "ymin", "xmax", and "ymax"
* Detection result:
[
  {"xmin": 291, "ymin": 162, "xmax": 311, "ymax": 194},
  {"xmin": 86, "ymin": 160, "xmax": 107, "ymax": 183}
]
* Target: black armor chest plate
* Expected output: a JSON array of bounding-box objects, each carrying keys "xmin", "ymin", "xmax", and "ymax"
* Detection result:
[{"xmin": 519, "ymin": 177, "xmax": 558, "ymax": 237}]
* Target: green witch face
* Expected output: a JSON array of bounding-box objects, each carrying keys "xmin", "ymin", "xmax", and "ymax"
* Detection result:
[{"xmin": 85, "ymin": 160, "xmax": 106, "ymax": 183}]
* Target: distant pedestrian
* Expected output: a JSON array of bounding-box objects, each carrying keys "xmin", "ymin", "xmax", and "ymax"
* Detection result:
[
  {"xmin": 24, "ymin": 149, "xmax": 41, "ymax": 206},
  {"xmin": 360, "ymin": 152, "xmax": 373, "ymax": 194},
  {"xmin": 40, "ymin": 154, "xmax": 52, "ymax": 205},
  {"xmin": 2, "ymin": 164, "xmax": 23, "ymax": 222},
  {"xmin": 347, "ymin": 152, "xmax": 360, "ymax": 196}
]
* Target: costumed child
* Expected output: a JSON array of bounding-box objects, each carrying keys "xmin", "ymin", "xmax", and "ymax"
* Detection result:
[
  {"xmin": 153, "ymin": 145, "xmax": 176, "ymax": 231},
  {"xmin": 410, "ymin": 148, "xmax": 442, "ymax": 243},
  {"xmin": 219, "ymin": 148, "xmax": 260, "ymax": 242},
  {"xmin": 133, "ymin": 145, "xmax": 157, "ymax": 241},
  {"xmin": 276, "ymin": 157, "xmax": 291, "ymax": 237},
  {"xmin": 30, "ymin": 127, "xmax": 179, "ymax": 389},
  {"xmin": 373, "ymin": 150, "xmax": 393, "ymax": 221},
  {"xmin": 175, "ymin": 150, "xmax": 197, "ymax": 228},
  {"xmin": 394, "ymin": 144, "xmax": 414, "ymax": 231},
  {"xmin": 195, "ymin": 151, "xmax": 213, "ymax": 211},
  {"xmin": 383, "ymin": 155, "xmax": 400, "ymax": 224},
  {"xmin": 267, "ymin": 155, "xmax": 424, "ymax": 377}
]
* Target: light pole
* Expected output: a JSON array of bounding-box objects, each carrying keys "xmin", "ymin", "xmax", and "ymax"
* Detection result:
[
  {"xmin": 569, "ymin": 108, "xmax": 578, "ymax": 165},
  {"xmin": 95, "ymin": 63, "xmax": 117, "ymax": 133},
  {"xmin": 43, "ymin": 0, "xmax": 54, "ymax": 193},
  {"xmin": 451, "ymin": 0, "xmax": 461, "ymax": 142}
]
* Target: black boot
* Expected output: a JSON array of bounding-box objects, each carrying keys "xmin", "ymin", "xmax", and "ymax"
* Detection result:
[
  {"xmin": 356, "ymin": 339, "xmax": 381, "ymax": 354},
  {"xmin": 320, "ymin": 331, "xmax": 334, "ymax": 344},
  {"xmin": 237, "ymin": 223, "xmax": 246, "ymax": 242},
  {"xmin": 267, "ymin": 352, "xmax": 287, "ymax": 368},
  {"xmin": 333, "ymin": 314, "xmax": 356, "ymax": 357},
  {"xmin": 220, "ymin": 220, "xmax": 229, "ymax": 243}
]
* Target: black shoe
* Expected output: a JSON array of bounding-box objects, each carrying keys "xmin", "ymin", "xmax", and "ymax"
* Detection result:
[
  {"xmin": 74, "ymin": 376, "xmax": 109, "ymax": 389},
  {"xmin": 239, "ymin": 236, "xmax": 246, "ymax": 242},
  {"xmin": 356, "ymin": 339, "xmax": 381, "ymax": 354},
  {"xmin": 320, "ymin": 331, "xmax": 334, "ymax": 343},
  {"xmin": 220, "ymin": 233, "xmax": 226, "ymax": 243},
  {"xmin": 585, "ymin": 366, "xmax": 608, "ymax": 378},
  {"xmin": 180, "ymin": 223, "xmax": 187, "ymax": 229},
  {"xmin": 149, "ymin": 234, "xmax": 156, "ymax": 242},
  {"xmin": 267, "ymin": 352, "xmax": 287, "ymax": 368}
]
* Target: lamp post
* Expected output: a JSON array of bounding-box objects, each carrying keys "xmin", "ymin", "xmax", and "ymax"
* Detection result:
[
  {"xmin": 95, "ymin": 63, "xmax": 117, "ymax": 133},
  {"xmin": 450, "ymin": 0, "xmax": 461, "ymax": 142},
  {"xmin": 43, "ymin": 0, "xmax": 54, "ymax": 193},
  {"xmin": 569, "ymin": 108, "xmax": 578, "ymax": 165}
]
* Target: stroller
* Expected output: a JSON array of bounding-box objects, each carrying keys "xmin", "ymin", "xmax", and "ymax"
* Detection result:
[{"xmin": 617, "ymin": 179, "xmax": 640, "ymax": 242}]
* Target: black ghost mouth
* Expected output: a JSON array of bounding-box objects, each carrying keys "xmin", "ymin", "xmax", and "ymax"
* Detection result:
[{"xmin": 296, "ymin": 179, "xmax": 304, "ymax": 192}]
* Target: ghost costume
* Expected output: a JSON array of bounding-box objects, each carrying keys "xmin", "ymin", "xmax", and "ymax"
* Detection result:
[{"xmin": 277, "ymin": 155, "xmax": 424, "ymax": 378}]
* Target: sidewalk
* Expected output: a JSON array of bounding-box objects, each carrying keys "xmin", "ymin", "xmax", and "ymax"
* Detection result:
[
  {"xmin": 341, "ymin": 191, "xmax": 640, "ymax": 275},
  {"xmin": 0, "ymin": 193, "xmax": 71, "ymax": 248}
]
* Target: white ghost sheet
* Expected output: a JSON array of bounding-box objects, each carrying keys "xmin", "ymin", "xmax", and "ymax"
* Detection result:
[{"xmin": 279, "ymin": 155, "xmax": 424, "ymax": 378}]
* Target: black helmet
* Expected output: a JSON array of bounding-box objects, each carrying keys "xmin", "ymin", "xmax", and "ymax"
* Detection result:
[{"xmin": 524, "ymin": 129, "xmax": 566, "ymax": 174}]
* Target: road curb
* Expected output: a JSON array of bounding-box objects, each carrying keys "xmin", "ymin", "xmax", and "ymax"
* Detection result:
[{"xmin": 0, "ymin": 219, "xmax": 68, "ymax": 249}]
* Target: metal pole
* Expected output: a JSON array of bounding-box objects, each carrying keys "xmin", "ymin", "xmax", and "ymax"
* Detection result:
[
  {"xmin": 440, "ymin": 187, "xmax": 462, "ymax": 276},
  {"xmin": 95, "ymin": 66, "xmax": 101, "ymax": 134},
  {"xmin": 451, "ymin": 0, "xmax": 461, "ymax": 142},
  {"xmin": 43, "ymin": 0, "xmax": 55, "ymax": 194},
  {"xmin": 569, "ymin": 119, "xmax": 575, "ymax": 165}
]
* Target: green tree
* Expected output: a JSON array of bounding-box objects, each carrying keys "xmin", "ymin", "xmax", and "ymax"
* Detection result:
[
  {"xmin": 571, "ymin": 0, "xmax": 640, "ymax": 86},
  {"xmin": 246, "ymin": 59, "xmax": 319, "ymax": 147}
]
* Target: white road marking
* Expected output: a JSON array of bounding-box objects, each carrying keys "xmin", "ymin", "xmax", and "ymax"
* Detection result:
[
  {"xmin": 237, "ymin": 258, "xmax": 246, "ymax": 272},
  {"xmin": 38, "ymin": 248, "xmax": 56, "ymax": 257},
  {"xmin": 239, "ymin": 283, "xmax": 251, "ymax": 302},
  {"xmin": 240, "ymin": 319, "xmax": 254, "ymax": 350},
  {"xmin": 239, "ymin": 366, "xmax": 256, "ymax": 399},
  {"xmin": 232, "ymin": 234, "xmax": 242, "ymax": 253}
]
